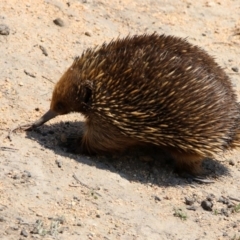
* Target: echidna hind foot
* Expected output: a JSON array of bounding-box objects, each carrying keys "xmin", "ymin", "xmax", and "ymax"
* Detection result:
[{"xmin": 171, "ymin": 151, "xmax": 205, "ymax": 175}]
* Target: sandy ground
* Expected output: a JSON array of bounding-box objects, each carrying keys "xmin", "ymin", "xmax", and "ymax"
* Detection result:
[{"xmin": 0, "ymin": 0, "xmax": 240, "ymax": 239}]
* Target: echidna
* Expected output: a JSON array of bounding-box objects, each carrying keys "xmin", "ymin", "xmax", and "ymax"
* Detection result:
[{"xmin": 27, "ymin": 33, "xmax": 240, "ymax": 174}]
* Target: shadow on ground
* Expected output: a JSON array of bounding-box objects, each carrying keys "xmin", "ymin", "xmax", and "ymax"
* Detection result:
[{"xmin": 24, "ymin": 120, "xmax": 230, "ymax": 187}]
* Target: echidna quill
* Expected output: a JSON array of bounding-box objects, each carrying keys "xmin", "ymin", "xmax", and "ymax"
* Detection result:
[{"xmin": 27, "ymin": 33, "xmax": 240, "ymax": 174}]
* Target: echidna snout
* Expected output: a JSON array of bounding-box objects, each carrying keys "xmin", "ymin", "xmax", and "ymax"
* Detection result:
[{"xmin": 30, "ymin": 109, "xmax": 58, "ymax": 129}]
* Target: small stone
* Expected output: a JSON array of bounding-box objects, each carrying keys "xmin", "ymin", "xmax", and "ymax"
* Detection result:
[
  {"xmin": 185, "ymin": 197, "xmax": 195, "ymax": 205},
  {"xmin": 227, "ymin": 201, "xmax": 234, "ymax": 208},
  {"xmin": 222, "ymin": 232, "xmax": 228, "ymax": 237},
  {"xmin": 206, "ymin": 194, "xmax": 215, "ymax": 201},
  {"xmin": 55, "ymin": 159, "xmax": 62, "ymax": 168},
  {"xmin": 218, "ymin": 196, "xmax": 224, "ymax": 203},
  {"xmin": 186, "ymin": 206, "xmax": 197, "ymax": 211},
  {"xmin": 218, "ymin": 196, "xmax": 228, "ymax": 204},
  {"xmin": 0, "ymin": 217, "xmax": 5, "ymax": 222},
  {"xmin": 24, "ymin": 70, "xmax": 36, "ymax": 78},
  {"xmin": 39, "ymin": 45, "xmax": 48, "ymax": 56},
  {"xmin": 153, "ymin": 195, "xmax": 161, "ymax": 202},
  {"xmin": 73, "ymin": 196, "xmax": 80, "ymax": 201},
  {"xmin": 13, "ymin": 174, "xmax": 20, "ymax": 180},
  {"xmin": 53, "ymin": 18, "xmax": 64, "ymax": 27},
  {"xmin": 0, "ymin": 24, "xmax": 10, "ymax": 35},
  {"xmin": 201, "ymin": 200, "xmax": 213, "ymax": 211},
  {"xmin": 221, "ymin": 208, "xmax": 229, "ymax": 217},
  {"xmin": 11, "ymin": 225, "xmax": 19, "ymax": 231},
  {"xmin": 53, "ymin": 216, "xmax": 65, "ymax": 224},
  {"xmin": 23, "ymin": 170, "xmax": 31, "ymax": 178},
  {"xmin": 20, "ymin": 228, "xmax": 28, "ymax": 237},
  {"xmin": 85, "ymin": 31, "xmax": 91, "ymax": 37},
  {"xmin": 231, "ymin": 67, "xmax": 239, "ymax": 72},
  {"xmin": 30, "ymin": 227, "xmax": 39, "ymax": 234},
  {"xmin": 35, "ymin": 107, "xmax": 40, "ymax": 111},
  {"xmin": 96, "ymin": 214, "xmax": 100, "ymax": 218},
  {"xmin": 232, "ymin": 223, "xmax": 237, "ymax": 228},
  {"xmin": 229, "ymin": 159, "xmax": 235, "ymax": 166}
]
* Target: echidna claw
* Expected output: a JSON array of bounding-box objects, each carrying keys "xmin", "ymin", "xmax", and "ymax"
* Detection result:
[{"xmin": 192, "ymin": 177, "xmax": 215, "ymax": 184}]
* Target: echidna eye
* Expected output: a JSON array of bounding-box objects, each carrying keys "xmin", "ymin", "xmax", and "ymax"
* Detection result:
[{"xmin": 83, "ymin": 87, "xmax": 92, "ymax": 104}]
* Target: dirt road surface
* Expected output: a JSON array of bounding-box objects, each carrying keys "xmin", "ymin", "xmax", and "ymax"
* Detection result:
[{"xmin": 0, "ymin": 0, "xmax": 240, "ymax": 239}]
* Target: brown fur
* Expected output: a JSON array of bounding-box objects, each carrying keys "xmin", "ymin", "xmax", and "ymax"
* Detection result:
[
  {"xmin": 43, "ymin": 33, "xmax": 240, "ymax": 174},
  {"xmin": 81, "ymin": 115, "xmax": 141, "ymax": 154}
]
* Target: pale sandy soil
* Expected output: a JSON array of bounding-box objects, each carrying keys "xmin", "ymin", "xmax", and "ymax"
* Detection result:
[{"xmin": 0, "ymin": 0, "xmax": 240, "ymax": 239}]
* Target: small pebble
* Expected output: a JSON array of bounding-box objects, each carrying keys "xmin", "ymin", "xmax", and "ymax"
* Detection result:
[
  {"xmin": 206, "ymin": 194, "xmax": 215, "ymax": 202},
  {"xmin": 24, "ymin": 70, "xmax": 36, "ymax": 78},
  {"xmin": 186, "ymin": 206, "xmax": 197, "ymax": 211},
  {"xmin": 185, "ymin": 197, "xmax": 195, "ymax": 206},
  {"xmin": 55, "ymin": 160, "xmax": 62, "ymax": 168},
  {"xmin": 96, "ymin": 214, "xmax": 100, "ymax": 218},
  {"xmin": 227, "ymin": 201, "xmax": 234, "ymax": 208},
  {"xmin": 30, "ymin": 227, "xmax": 39, "ymax": 234},
  {"xmin": 232, "ymin": 223, "xmax": 237, "ymax": 228},
  {"xmin": 23, "ymin": 170, "xmax": 31, "ymax": 178},
  {"xmin": 73, "ymin": 196, "xmax": 80, "ymax": 201},
  {"xmin": 58, "ymin": 227, "xmax": 64, "ymax": 233},
  {"xmin": 13, "ymin": 174, "xmax": 20, "ymax": 180},
  {"xmin": 218, "ymin": 196, "xmax": 228, "ymax": 204},
  {"xmin": 39, "ymin": 45, "xmax": 48, "ymax": 56},
  {"xmin": 0, "ymin": 24, "xmax": 10, "ymax": 35},
  {"xmin": 85, "ymin": 31, "xmax": 91, "ymax": 37},
  {"xmin": 221, "ymin": 208, "xmax": 229, "ymax": 217},
  {"xmin": 201, "ymin": 200, "xmax": 213, "ymax": 211},
  {"xmin": 51, "ymin": 216, "xmax": 65, "ymax": 224},
  {"xmin": 218, "ymin": 196, "xmax": 224, "ymax": 202},
  {"xmin": 11, "ymin": 225, "xmax": 19, "ymax": 231},
  {"xmin": 20, "ymin": 228, "xmax": 28, "ymax": 237},
  {"xmin": 24, "ymin": 170, "xmax": 32, "ymax": 177},
  {"xmin": 232, "ymin": 67, "xmax": 239, "ymax": 72},
  {"xmin": 222, "ymin": 232, "xmax": 228, "ymax": 237},
  {"xmin": 153, "ymin": 195, "xmax": 161, "ymax": 202},
  {"xmin": 229, "ymin": 159, "xmax": 235, "ymax": 166},
  {"xmin": 53, "ymin": 18, "xmax": 64, "ymax": 27}
]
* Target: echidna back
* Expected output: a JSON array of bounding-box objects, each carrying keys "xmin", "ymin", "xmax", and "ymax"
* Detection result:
[{"xmin": 78, "ymin": 34, "xmax": 240, "ymax": 156}]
